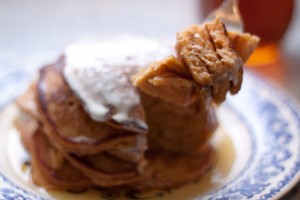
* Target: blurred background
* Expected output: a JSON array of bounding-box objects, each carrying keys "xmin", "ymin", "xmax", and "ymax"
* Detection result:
[
  {"xmin": 0, "ymin": 0, "xmax": 299, "ymax": 93},
  {"xmin": 0, "ymin": 0, "xmax": 299, "ymax": 198}
]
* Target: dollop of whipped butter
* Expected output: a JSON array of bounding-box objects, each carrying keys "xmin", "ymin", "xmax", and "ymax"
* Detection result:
[{"xmin": 63, "ymin": 36, "xmax": 172, "ymax": 129}]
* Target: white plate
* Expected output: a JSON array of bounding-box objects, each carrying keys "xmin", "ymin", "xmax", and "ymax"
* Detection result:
[{"xmin": 0, "ymin": 71, "xmax": 299, "ymax": 200}]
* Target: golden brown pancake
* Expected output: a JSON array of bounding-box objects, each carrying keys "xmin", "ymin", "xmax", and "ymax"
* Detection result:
[
  {"xmin": 65, "ymin": 153, "xmax": 142, "ymax": 187},
  {"xmin": 141, "ymin": 92, "xmax": 217, "ymax": 154},
  {"xmin": 16, "ymin": 75, "xmax": 147, "ymax": 165},
  {"xmin": 15, "ymin": 113, "xmax": 92, "ymax": 191},
  {"xmin": 15, "ymin": 109, "xmax": 146, "ymax": 188},
  {"xmin": 37, "ymin": 60, "xmax": 147, "ymax": 159},
  {"xmin": 127, "ymin": 146, "xmax": 215, "ymax": 191},
  {"xmin": 14, "ymin": 69, "xmax": 150, "ymax": 188}
]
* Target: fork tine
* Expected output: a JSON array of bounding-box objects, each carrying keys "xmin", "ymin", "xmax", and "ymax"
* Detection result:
[{"xmin": 203, "ymin": 0, "xmax": 244, "ymax": 33}]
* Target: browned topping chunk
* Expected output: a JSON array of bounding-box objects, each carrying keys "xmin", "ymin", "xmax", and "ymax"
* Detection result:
[
  {"xmin": 134, "ymin": 18, "xmax": 259, "ymax": 104},
  {"xmin": 228, "ymin": 32, "xmax": 260, "ymax": 63},
  {"xmin": 132, "ymin": 56, "xmax": 198, "ymax": 107},
  {"xmin": 176, "ymin": 18, "xmax": 242, "ymax": 103}
]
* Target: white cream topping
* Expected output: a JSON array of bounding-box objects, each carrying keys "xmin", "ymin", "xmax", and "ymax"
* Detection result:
[{"xmin": 63, "ymin": 36, "xmax": 171, "ymax": 128}]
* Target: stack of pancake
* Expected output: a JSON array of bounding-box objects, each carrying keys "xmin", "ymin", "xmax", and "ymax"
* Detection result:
[{"xmin": 15, "ymin": 18, "xmax": 259, "ymax": 192}]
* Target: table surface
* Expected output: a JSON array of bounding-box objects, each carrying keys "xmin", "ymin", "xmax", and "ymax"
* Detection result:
[{"xmin": 0, "ymin": 0, "xmax": 299, "ymax": 199}]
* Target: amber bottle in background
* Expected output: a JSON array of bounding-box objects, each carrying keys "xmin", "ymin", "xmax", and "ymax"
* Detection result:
[{"xmin": 199, "ymin": 0, "xmax": 294, "ymax": 66}]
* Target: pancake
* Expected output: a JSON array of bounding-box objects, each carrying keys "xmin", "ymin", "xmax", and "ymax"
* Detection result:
[
  {"xmin": 30, "ymin": 131, "xmax": 92, "ymax": 191},
  {"xmin": 16, "ymin": 78, "xmax": 147, "ymax": 165},
  {"xmin": 127, "ymin": 145, "xmax": 215, "ymax": 191},
  {"xmin": 14, "ymin": 65, "xmax": 149, "ymax": 188},
  {"xmin": 141, "ymin": 92, "xmax": 217, "ymax": 153},
  {"xmin": 15, "ymin": 112, "xmax": 92, "ymax": 191},
  {"xmin": 37, "ymin": 60, "xmax": 147, "ymax": 158},
  {"xmin": 15, "ymin": 107, "xmax": 146, "ymax": 188},
  {"xmin": 65, "ymin": 153, "xmax": 142, "ymax": 187}
]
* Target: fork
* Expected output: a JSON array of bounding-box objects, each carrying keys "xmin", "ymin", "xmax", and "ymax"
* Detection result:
[{"xmin": 203, "ymin": 0, "xmax": 244, "ymax": 32}]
